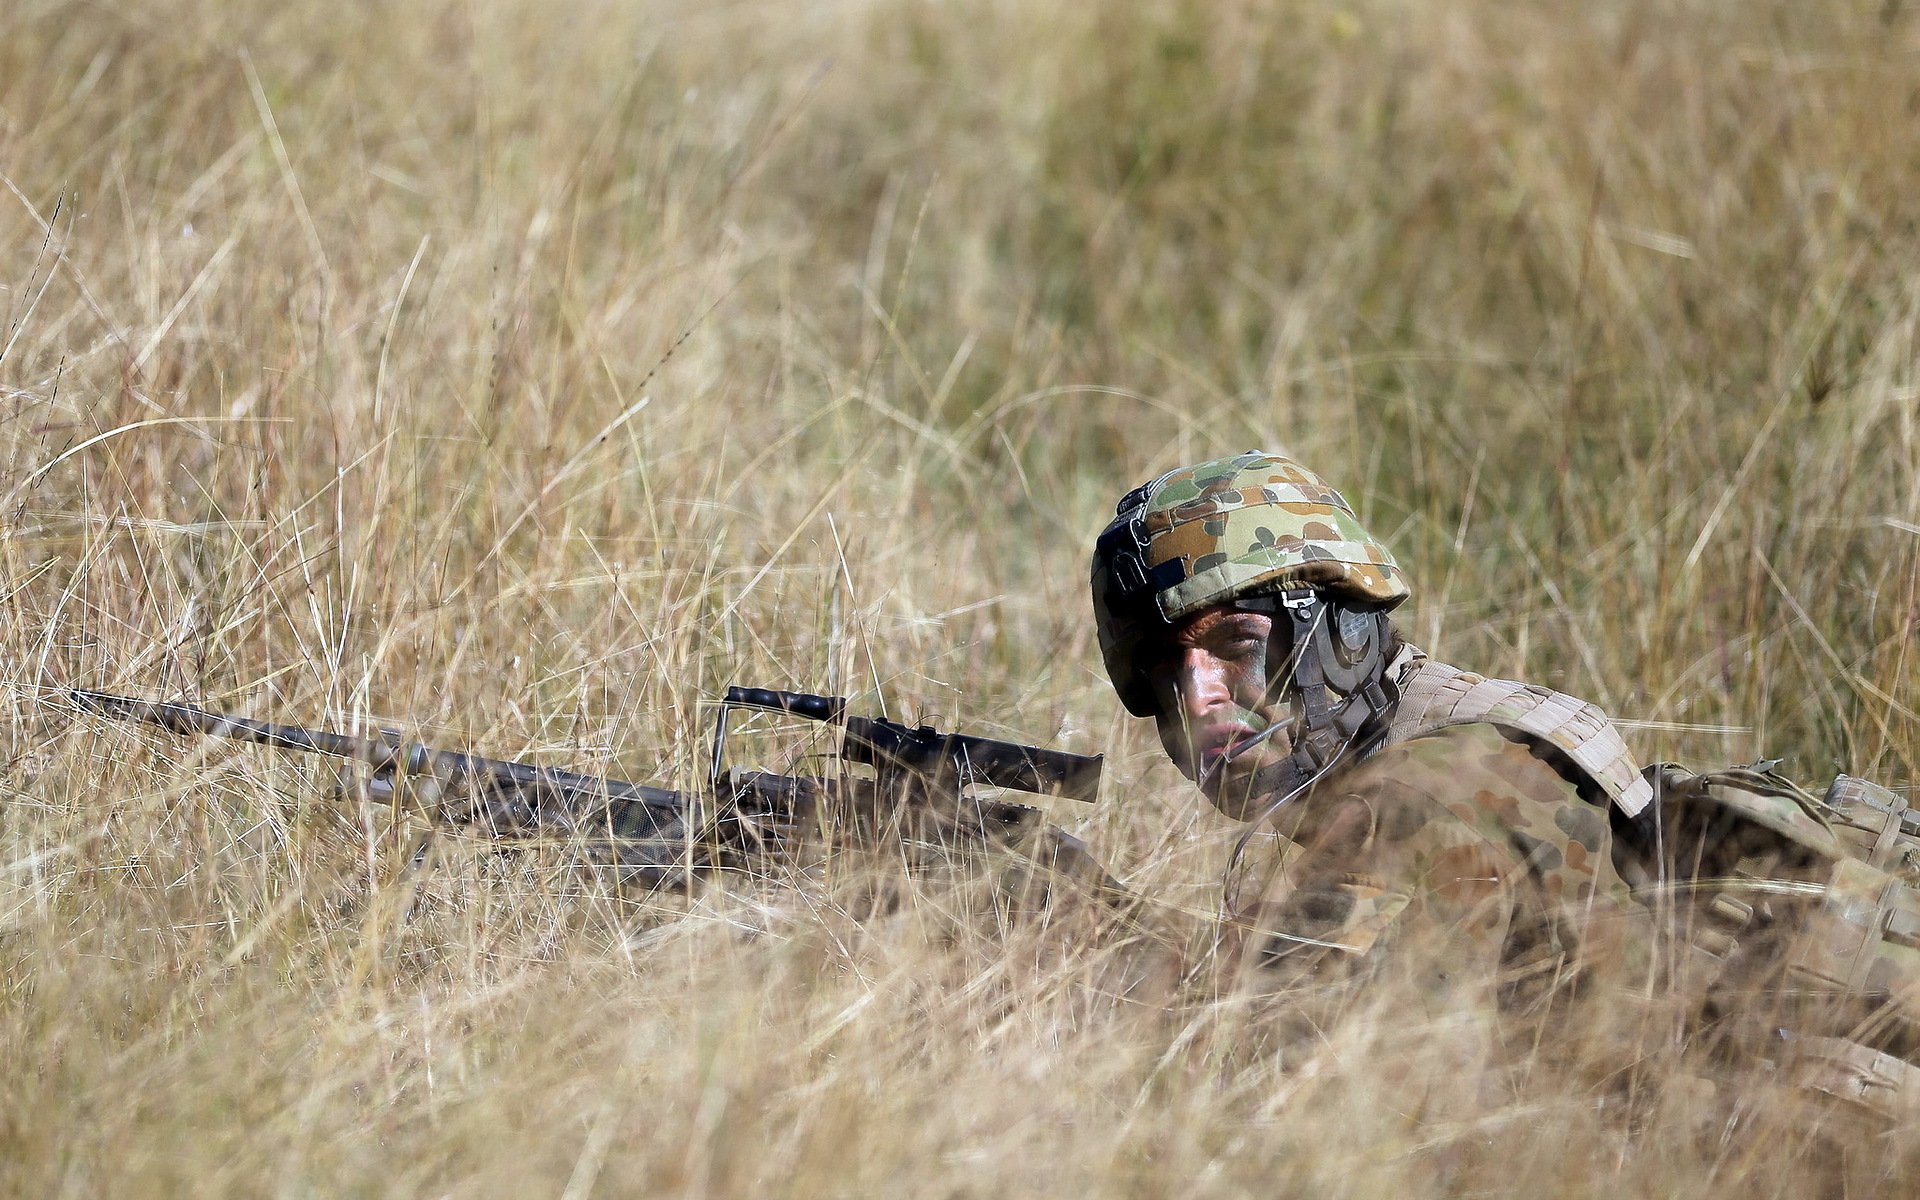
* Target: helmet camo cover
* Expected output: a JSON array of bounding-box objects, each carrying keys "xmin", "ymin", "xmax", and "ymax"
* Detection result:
[{"xmin": 1092, "ymin": 451, "xmax": 1410, "ymax": 715}]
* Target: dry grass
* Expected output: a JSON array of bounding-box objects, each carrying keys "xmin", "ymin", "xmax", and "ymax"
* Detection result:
[{"xmin": 2, "ymin": 0, "xmax": 1917, "ymax": 1193}]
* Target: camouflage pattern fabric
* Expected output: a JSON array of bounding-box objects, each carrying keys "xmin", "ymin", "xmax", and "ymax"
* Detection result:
[
  {"xmin": 1132, "ymin": 451, "xmax": 1410, "ymax": 617},
  {"xmin": 1645, "ymin": 763, "xmax": 1920, "ymax": 1126},
  {"xmin": 1386, "ymin": 650, "xmax": 1654, "ymax": 816},
  {"xmin": 1223, "ymin": 720, "xmax": 1642, "ymax": 1013},
  {"xmin": 1220, "ymin": 725, "xmax": 1920, "ymax": 1128},
  {"xmin": 1091, "ymin": 450, "xmax": 1411, "ymax": 718}
]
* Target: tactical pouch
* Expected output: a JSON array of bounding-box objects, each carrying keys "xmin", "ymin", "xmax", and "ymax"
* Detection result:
[{"xmin": 1643, "ymin": 763, "xmax": 1920, "ymax": 1122}]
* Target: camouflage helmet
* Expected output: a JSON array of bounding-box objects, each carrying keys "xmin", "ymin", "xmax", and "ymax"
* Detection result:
[{"xmin": 1091, "ymin": 451, "xmax": 1410, "ymax": 716}]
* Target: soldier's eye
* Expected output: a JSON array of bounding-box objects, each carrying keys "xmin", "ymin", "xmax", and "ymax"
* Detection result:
[{"xmin": 1213, "ymin": 631, "xmax": 1267, "ymax": 661}]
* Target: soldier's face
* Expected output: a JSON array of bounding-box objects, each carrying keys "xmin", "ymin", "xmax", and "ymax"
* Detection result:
[{"xmin": 1143, "ymin": 604, "xmax": 1296, "ymax": 820}]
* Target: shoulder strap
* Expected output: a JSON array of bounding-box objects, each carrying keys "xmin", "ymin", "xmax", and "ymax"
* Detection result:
[{"xmin": 1385, "ymin": 655, "xmax": 1653, "ymax": 816}]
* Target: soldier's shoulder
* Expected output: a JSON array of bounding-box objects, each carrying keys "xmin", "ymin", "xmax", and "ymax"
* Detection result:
[
  {"xmin": 1324, "ymin": 722, "xmax": 1615, "ymax": 862},
  {"xmin": 1344, "ymin": 720, "xmax": 1586, "ymax": 800},
  {"xmin": 1387, "ymin": 651, "xmax": 1652, "ymax": 815}
]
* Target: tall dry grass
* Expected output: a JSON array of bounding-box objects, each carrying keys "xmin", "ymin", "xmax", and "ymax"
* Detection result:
[{"xmin": 2, "ymin": 0, "xmax": 1917, "ymax": 1193}]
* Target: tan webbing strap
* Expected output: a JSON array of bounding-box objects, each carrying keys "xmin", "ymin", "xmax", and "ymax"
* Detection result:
[
  {"xmin": 1384, "ymin": 653, "xmax": 1653, "ymax": 816},
  {"xmin": 1788, "ymin": 857, "xmax": 1918, "ymax": 996},
  {"xmin": 1853, "ymin": 877, "xmax": 1903, "ymax": 994},
  {"xmin": 1791, "ymin": 1035, "xmax": 1920, "ymax": 1123},
  {"xmin": 1826, "ymin": 775, "xmax": 1916, "ymax": 871}
]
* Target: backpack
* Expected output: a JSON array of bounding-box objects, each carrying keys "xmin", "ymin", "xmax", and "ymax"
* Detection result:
[{"xmin": 1638, "ymin": 761, "xmax": 1920, "ymax": 1123}]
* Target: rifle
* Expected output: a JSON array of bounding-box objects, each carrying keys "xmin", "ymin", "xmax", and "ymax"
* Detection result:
[{"xmin": 69, "ymin": 685, "xmax": 1106, "ymax": 891}]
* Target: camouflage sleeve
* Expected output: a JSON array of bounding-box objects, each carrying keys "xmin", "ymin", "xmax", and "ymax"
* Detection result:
[{"xmin": 1225, "ymin": 722, "xmax": 1631, "ymax": 1018}]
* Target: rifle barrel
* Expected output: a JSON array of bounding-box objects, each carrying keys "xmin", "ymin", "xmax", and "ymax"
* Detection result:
[
  {"xmin": 73, "ymin": 688, "xmax": 400, "ymax": 761},
  {"xmin": 69, "ymin": 689, "xmax": 684, "ymax": 812}
]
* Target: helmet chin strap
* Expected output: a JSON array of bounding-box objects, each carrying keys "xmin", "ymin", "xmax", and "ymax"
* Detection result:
[{"xmin": 1218, "ymin": 589, "xmax": 1398, "ymax": 817}]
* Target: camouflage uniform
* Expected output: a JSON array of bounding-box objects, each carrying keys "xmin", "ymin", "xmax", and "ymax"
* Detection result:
[{"xmin": 1221, "ymin": 668, "xmax": 1646, "ymax": 1025}]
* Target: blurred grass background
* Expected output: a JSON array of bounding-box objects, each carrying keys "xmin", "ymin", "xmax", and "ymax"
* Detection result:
[{"xmin": 2, "ymin": 0, "xmax": 1917, "ymax": 1193}]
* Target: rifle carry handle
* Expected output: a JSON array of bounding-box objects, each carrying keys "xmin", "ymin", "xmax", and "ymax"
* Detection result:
[
  {"xmin": 718, "ymin": 686, "xmax": 1101, "ymax": 803},
  {"xmin": 722, "ymin": 687, "xmax": 845, "ymax": 723}
]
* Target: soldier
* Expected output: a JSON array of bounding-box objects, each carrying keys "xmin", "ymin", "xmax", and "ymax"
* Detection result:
[
  {"xmin": 1086, "ymin": 450, "xmax": 1920, "ymax": 1162},
  {"xmin": 1089, "ymin": 450, "xmax": 1658, "ymax": 1034}
]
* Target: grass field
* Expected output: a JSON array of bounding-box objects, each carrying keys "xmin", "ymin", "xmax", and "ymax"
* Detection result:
[{"xmin": 3, "ymin": 0, "xmax": 1918, "ymax": 1193}]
